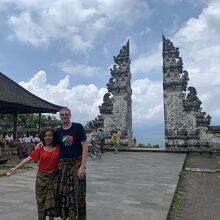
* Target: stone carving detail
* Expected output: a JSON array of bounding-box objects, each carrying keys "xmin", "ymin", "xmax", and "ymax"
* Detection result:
[
  {"xmin": 99, "ymin": 93, "xmax": 113, "ymax": 114},
  {"xmin": 183, "ymin": 87, "xmax": 202, "ymax": 111},
  {"xmin": 181, "ymin": 70, "xmax": 189, "ymax": 91},
  {"xmin": 107, "ymin": 41, "xmax": 131, "ymax": 95},
  {"xmin": 90, "ymin": 115, "xmax": 104, "ymax": 128},
  {"xmin": 114, "ymin": 44, "xmax": 130, "ymax": 66},
  {"xmin": 162, "ymin": 35, "xmax": 218, "ymax": 150},
  {"xmin": 163, "ymin": 36, "xmax": 177, "ymax": 52},
  {"xmin": 90, "ymin": 40, "xmax": 133, "ymax": 147},
  {"xmin": 196, "ymin": 108, "xmax": 211, "ymax": 126},
  {"xmin": 106, "ymin": 77, "xmax": 115, "ymax": 91},
  {"xmin": 162, "ymin": 36, "xmax": 188, "ymax": 92},
  {"xmin": 166, "ymin": 96, "xmax": 196, "ymax": 137}
]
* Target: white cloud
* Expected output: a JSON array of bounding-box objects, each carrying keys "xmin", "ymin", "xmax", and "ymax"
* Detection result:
[
  {"xmin": 140, "ymin": 27, "xmax": 151, "ymax": 37},
  {"xmin": 97, "ymin": 0, "xmax": 150, "ymax": 25},
  {"xmin": 132, "ymin": 78, "xmax": 163, "ymax": 123},
  {"xmin": 170, "ymin": 0, "xmax": 220, "ymax": 122},
  {"xmin": 2, "ymin": 0, "xmax": 151, "ymax": 53},
  {"xmin": 164, "ymin": 0, "xmax": 209, "ymax": 6},
  {"xmin": 19, "ymin": 71, "xmax": 163, "ymax": 125},
  {"xmin": 131, "ymin": 0, "xmax": 220, "ymax": 124},
  {"xmin": 0, "ymin": 0, "xmax": 51, "ymax": 10},
  {"xmin": 131, "ymin": 50, "xmax": 161, "ymax": 76},
  {"xmin": 19, "ymin": 71, "xmax": 107, "ymax": 124},
  {"xmin": 54, "ymin": 60, "xmax": 102, "ymax": 76},
  {"xmin": 8, "ymin": 12, "xmax": 49, "ymax": 47},
  {"xmin": 20, "ymin": 70, "xmax": 47, "ymax": 90}
]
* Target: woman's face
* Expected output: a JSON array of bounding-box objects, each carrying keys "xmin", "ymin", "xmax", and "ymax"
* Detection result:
[{"xmin": 44, "ymin": 130, "xmax": 54, "ymax": 146}]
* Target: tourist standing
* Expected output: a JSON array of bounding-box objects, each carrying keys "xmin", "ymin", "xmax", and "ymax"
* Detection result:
[
  {"xmin": 33, "ymin": 133, "xmax": 41, "ymax": 146},
  {"xmin": 99, "ymin": 128, "xmax": 108, "ymax": 154},
  {"xmin": 111, "ymin": 130, "xmax": 120, "ymax": 153},
  {"xmin": 90, "ymin": 127, "xmax": 99, "ymax": 146},
  {"xmin": 8, "ymin": 128, "xmax": 60, "ymax": 220},
  {"xmin": 18, "ymin": 133, "xmax": 26, "ymax": 159},
  {"xmin": 56, "ymin": 107, "xmax": 88, "ymax": 220},
  {"xmin": 24, "ymin": 133, "xmax": 34, "ymax": 154}
]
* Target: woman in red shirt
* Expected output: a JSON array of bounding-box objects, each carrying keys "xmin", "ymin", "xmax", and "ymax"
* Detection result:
[{"xmin": 8, "ymin": 128, "xmax": 60, "ymax": 220}]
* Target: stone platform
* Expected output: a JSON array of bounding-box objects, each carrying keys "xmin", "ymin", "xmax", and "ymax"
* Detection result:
[{"xmin": 0, "ymin": 152, "xmax": 186, "ymax": 220}]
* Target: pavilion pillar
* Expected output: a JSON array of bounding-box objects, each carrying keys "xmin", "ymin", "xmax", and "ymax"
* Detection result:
[
  {"xmin": 38, "ymin": 113, "xmax": 42, "ymax": 134},
  {"xmin": 13, "ymin": 113, "xmax": 18, "ymax": 140}
]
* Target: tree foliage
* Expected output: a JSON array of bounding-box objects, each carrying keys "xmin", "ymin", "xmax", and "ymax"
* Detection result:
[{"xmin": 0, "ymin": 114, "xmax": 60, "ymax": 129}]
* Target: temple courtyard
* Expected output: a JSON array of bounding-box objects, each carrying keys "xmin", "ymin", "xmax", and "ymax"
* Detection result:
[{"xmin": 0, "ymin": 152, "xmax": 186, "ymax": 220}]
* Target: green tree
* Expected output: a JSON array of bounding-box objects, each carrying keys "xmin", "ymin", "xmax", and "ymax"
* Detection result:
[{"xmin": 0, "ymin": 113, "xmax": 60, "ymax": 129}]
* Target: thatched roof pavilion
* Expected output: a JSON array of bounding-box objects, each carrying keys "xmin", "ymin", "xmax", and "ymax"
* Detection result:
[
  {"xmin": 0, "ymin": 72, "xmax": 64, "ymax": 138},
  {"xmin": 0, "ymin": 72, "xmax": 63, "ymax": 114}
]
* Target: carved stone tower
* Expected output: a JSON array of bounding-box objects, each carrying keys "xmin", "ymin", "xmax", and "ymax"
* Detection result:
[
  {"xmin": 162, "ymin": 35, "xmax": 219, "ymax": 150},
  {"xmin": 98, "ymin": 40, "xmax": 133, "ymax": 147}
]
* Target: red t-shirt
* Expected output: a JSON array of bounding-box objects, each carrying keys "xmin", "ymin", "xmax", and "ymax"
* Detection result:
[{"xmin": 30, "ymin": 145, "xmax": 60, "ymax": 173}]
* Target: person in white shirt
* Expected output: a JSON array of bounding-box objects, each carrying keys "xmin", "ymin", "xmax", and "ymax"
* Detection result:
[
  {"xmin": 5, "ymin": 132, "xmax": 14, "ymax": 145},
  {"xmin": 24, "ymin": 133, "xmax": 33, "ymax": 155},
  {"xmin": 32, "ymin": 133, "xmax": 41, "ymax": 146},
  {"xmin": 18, "ymin": 133, "xmax": 26, "ymax": 159}
]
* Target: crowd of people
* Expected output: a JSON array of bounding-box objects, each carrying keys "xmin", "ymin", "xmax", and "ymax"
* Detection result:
[
  {"xmin": 0, "ymin": 128, "xmax": 121, "ymax": 161},
  {"xmin": 0, "ymin": 131, "xmax": 41, "ymax": 158},
  {"xmin": 87, "ymin": 127, "xmax": 121, "ymax": 156}
]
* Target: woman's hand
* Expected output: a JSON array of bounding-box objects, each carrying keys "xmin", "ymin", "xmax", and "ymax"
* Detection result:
[
  {"xmin": 35, "ymin": 142, "xmax": 43, "ymax": 150},
  {"xmin": 8, "ymin": 167, "xmax": 16, "ymax": 175}
]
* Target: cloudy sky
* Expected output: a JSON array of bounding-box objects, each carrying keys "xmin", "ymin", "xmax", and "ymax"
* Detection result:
[{"xmin": 0, "ymin": 0, "xmax": 220, "ymax": 147}]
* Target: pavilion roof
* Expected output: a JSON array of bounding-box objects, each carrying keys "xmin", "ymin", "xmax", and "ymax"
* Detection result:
[{"xmin": 0, "ymin": 72, "xmax": 63, "ymax": 114}]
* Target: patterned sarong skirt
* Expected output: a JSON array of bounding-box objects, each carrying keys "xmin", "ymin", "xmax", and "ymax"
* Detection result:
[
  {"xmin": 59, "ymin": 158, "xmax": 86, "ymax": 220},
  {"xmin": 35, "ymin": 170, "xmax": 60, "ymax": 220}
]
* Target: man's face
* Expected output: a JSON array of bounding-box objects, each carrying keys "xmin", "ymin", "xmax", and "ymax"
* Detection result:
[{"xmin": 60, "ymin": 109, "xmax": 71, "ymax": 124}]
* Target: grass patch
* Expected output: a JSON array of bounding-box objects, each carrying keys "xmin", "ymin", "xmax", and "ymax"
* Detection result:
[
  {"xmin": 181, "ymin": 169, "xmax": 188, "ymax": 177},
  {"xmin": 170, "ymin": 191, "xmax": 186, "ymax": 217},
  {"xmin": 168, "ymin": 169, "xmax": 187, "ymax": 218}
]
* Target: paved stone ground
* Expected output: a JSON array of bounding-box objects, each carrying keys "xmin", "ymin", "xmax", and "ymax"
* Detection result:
[{"xmin": 0, "ymin": 152, "xmax": 185, "ymax": 220}]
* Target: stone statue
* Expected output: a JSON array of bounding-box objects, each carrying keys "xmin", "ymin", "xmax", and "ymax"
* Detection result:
[
  {"xmin": 99, "ymin": 93, "xmax": 113, "ymax": 114},
  {"xmin": 103, "ymin": 93, "xmax": 111, "ymax": 103},
  {"xmin": 186, "ymin": 87, "xmax": 201, "ymax": 105}
]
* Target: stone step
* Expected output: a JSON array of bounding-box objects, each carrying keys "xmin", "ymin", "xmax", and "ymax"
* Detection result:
[{"xmin": 1, "ymin": 146, "xmax": 18, "ymax": 157}]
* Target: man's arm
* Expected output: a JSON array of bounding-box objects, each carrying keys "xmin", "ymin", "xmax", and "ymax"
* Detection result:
[
  {"xmin": 78, "ymin": 140, "xmax": 88, "ymax": 179},
  {"xmin": 34, "ymin": 142, "xmax": 43, "ymax": 150}
]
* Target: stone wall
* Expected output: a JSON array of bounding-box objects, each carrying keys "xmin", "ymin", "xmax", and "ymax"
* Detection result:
[
  {"xmin": 163, "ymin": 35, "xmax": 220, "ymax": 151},
  {"xmin": 112, "ymin": 94, "xmax": 128, "ymax": 132}
]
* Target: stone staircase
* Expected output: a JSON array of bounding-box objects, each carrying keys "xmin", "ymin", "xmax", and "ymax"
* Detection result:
[{"xmin": 0, "ymin": 145, "xmax": 18, "ymax": 157}]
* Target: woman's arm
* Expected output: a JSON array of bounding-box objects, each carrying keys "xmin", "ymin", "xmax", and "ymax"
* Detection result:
[{"xmin": 8, "ymin": 155, "xmax": 32, "ymax": 175}]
